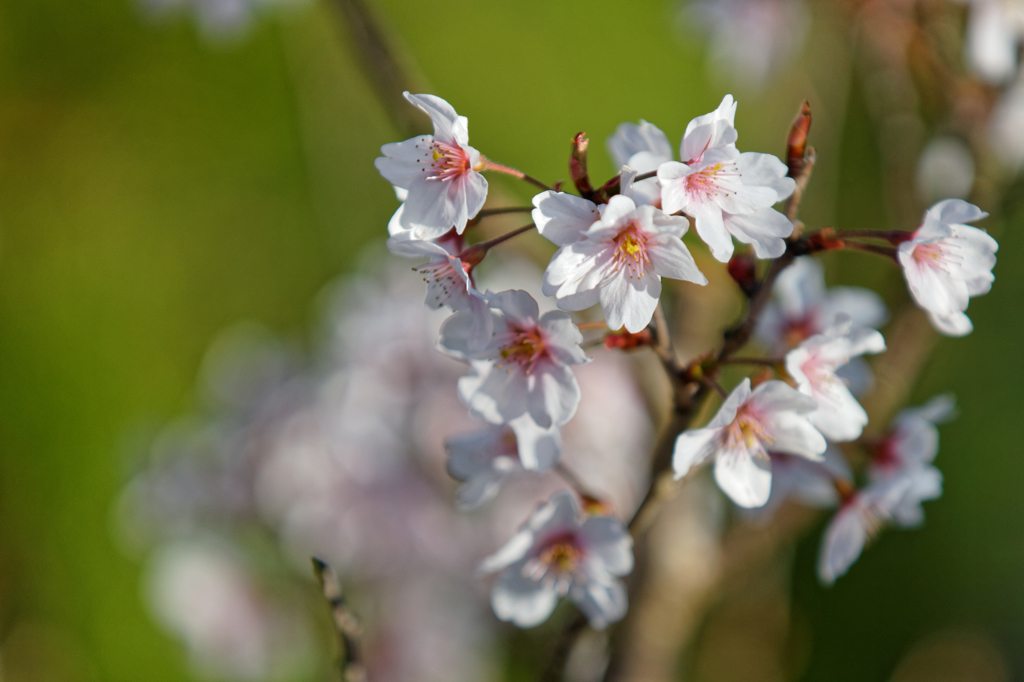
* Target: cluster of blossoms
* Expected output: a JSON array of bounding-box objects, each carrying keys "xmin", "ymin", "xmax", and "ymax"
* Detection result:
[{"xmin": 371, "ymin": 88, "xmax": 999, "ymax": 630}]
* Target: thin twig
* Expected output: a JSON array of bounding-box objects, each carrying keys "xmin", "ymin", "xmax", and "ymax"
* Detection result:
[
  {"xmin": 312, "ymin": 558, "xmax": 367, "ymax": 682},
  {"xmin": 843, "ymin": 240, "xmax": 899, "ymax": 261},
  {"xmin": 477, "ymin": 206, "xmax": 534, "ymax": 218}
]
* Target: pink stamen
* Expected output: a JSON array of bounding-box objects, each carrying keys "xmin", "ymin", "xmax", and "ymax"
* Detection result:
[
  {"xmin": 498, "ymin": 324, "xmax": 550, "ymax": 375},
  {"xmin": 612, "ymin": 223, "xmax": 651, "ymax": 280},
  {"xmin": 418, "ymin": 139, "xmax": 472, "ymax": 182}
]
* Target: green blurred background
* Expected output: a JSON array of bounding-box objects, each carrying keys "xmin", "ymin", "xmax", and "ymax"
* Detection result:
[{"xmin": 0, "ymin": 0, "xmax": 1020, "ymax": 679}]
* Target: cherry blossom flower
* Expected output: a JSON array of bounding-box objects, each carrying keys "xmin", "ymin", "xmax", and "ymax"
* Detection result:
[
  {"xmin": 869, "ymin": 395, "xmax": 956, "ymax": 482},
  {"xmin": 445, "ymin": 416, "xmax": 562, "ymax": 510},
  {"xmin": 747, "ymin": 446, "xmax": 852, "ymax": 521},
  {"xmin": 897, "ymin": 199, "xmax": 998, "ymax": 337},
  {"xmin": 656, "ymin": 96, "xmax": 796, "ymax": 261},
  {"xmin": 536, "ymin": 192, "xmax": 706, "ymax": 332},
  {"xmin": 785, "ymin": 316, "xmax": 886, "ymax": 442},
  {"xmin": 673, "ymin": 378, "xmax": 827, "ymax": 508},
  {"xmin": 479, "ymin": 490, "xmax": 633, "ymax": 629},
  {"xmin": 607, "ymin": 120, "xmax": 673, "ymax": 206},
  {"xmin": 956, "ymin": 0, "xmax": 1024, "ymax": 83},
  {"xmin": 387, "ymin": 231, "xmax": 492, "ymax": 350},
  {"xmin": 756, "ymin": 256, "xmax": 888, "ymax": 354},
  {"xmin": 817, "ymin": 466, "xmax": 942, "ymax": 584},
  {"xmin": 440, "ymin": 290, "xmax": 589, "ymax": 429},
  {"xmin": 375, "ymin": 93, "xmax": 488, "ymax": 239}
]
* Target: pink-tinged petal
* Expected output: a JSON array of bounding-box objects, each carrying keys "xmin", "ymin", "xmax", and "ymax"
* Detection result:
[
  {"xmin": 466, "ymin": 294, "xmax": 495, "ymax": 351},
  {"xmin": 538, "ymin": 312, "xmax": 589, "ymax": 366},
  {"xmin": 465, "ymin": 363, "xmax": 530, "ymax": 425},
  {"xmin": 439, "ymin": 310, "xmax": 500, "ymax": 360},
  {"xmin": 898, "ymin": 249, "xmax": 967, "ymax": 316},
  {"xmin": 648, "ymin": 235, "xmax": 708, "ymax": 284},
  {"xmin": 657, "ymin": 161, "xmax": 692, "ymax": 215},
  {"xmin": 529, "ymin": 365, "xmax": 581, "ymax": 428},
  {"xmin": 709, "ymin": 378, "xmax": 753, "ymax": 428},
  {"xmin": 927, "ymin": 309, "xmax": 973, "ymax": 337},
  {"xmin": 544, "ymin": 242, "xmax": 601, "ymax": 293},
  {"xmin": 403, "ymin": 92, "xmax": 464, "ymax": 144},
  {"xmin": 491, "ymin": 565, "xmax": 559, "ymax": 628},
  {"xmin": 509, "ymin": 414, "xmax": 562, "ymax": 471},
  {"xmin": 489, "ymin": 289, "xmax": 540, "ymax": 327},
  {"xmin": 374, "ymin": 136, "xmax": 433, "ymax": 189},
  {"xmin": 928, "ymin": 198, "xmax": 989, "ymax": 226},
  {"xmin": 826, "ymin": 286, "xmax": 889, "ymax": 330},
  {"xmin": 763, "ymin": 411, "xmax": 827, "ymax": 458},
  {"xmin": 579, "ymin": 517, "xmax": 634, "ymax": 576},
  {"xmin": 723, "ymin": 208, "xmax": 793, "ymax": 259},
  {"xmin": 817, "ymin": 506, "xmax": 867, "ymax": 585},
  {"xmin": 532, "ymin": 191, "xmax": 601, "ymax": 247},
  {"xmin": 691, "ymin": 200, "xmax": 734, "ymax": 262},
  {"xmin": 608, "ymin": 119, "xmax": 673, "ymax": 167},
  {"xmin": 570, "ymin": 578, "xmax": 627, "ymax": 630},
  {"xmin": 750, "ymin": 380, "xmax": 818, "ymax": 414},
  {"xmin": 672, "ymin": 426, "xmax": 722, "ymax": 479},
  {"xmin": 714, "ymin": 450, "xmax": 772, "ymax": 508},
  {"xmin": 598, "ymin": 194, "xmax": 639, "ymax": 226},
  {"xmin": 479, "ymin": 534, "xmax": 535, "ymax": 574},
  {"xmin": 808, "ymin": 384, "xmax": 869, "ymax": 443}
]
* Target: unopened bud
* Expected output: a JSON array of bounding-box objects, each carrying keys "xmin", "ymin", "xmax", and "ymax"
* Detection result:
[
  {"xmin": 570, "ymin": 133, "xmax": 596, "ymax": 200},
  {"xmin": 458, "ymin": 243, "xmax": 487, "ymax": 269},
  {"xmin": 603, "ymin": 328, "xmax": 654, "ymax": 351},
  {"xmin": 727, "ymin": 253, "xmax": 758, "ymax": 297},
  {"xmin": 787, "ymin": 100, "xmax": 812, "ymax": 178}
]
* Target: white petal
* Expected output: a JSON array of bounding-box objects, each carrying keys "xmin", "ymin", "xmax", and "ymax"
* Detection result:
[
  {"xmin": 533, "ymin": 191, "xmax": 601, "ymax": 247},
  {"xmin": 491, "ymin": 566, "xmax": 559, "ymax": 628},
  {"xmin": 579, "ymin": 517, "xmax": 634, "ymax": 576},
  {"xmin": 672, "ymin": 427, "xmax": 722, "ymax": 479},
  {"xmin": 714, "ymin": 451, "xmax": 772, "ymax": 508},
  {"xmin": 570, "ymin": 578, "xmax": 627, "ymax": 630},
  {"xmin": 817, "ymin": 506, "xmax": 867, "ymax": 585}
]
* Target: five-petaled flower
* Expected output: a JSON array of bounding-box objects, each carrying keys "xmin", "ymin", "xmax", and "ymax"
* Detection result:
[
  {"xmin": 440, "ymin": 290, "xmax": 589, "ymax": 429},
  {"xmin": 655, "ymin": 95, "xmax": 796, "ymax": 262},
  {"xmin": 673, "ymin": 378, "xmax": 827, "ymax": 508},
  {"xmin": 898, "ymin": 199, "xmax": 998, "ymax": 337},
  {"xmin": 535, "ymin": 187, "xmax": 706, "ymax": 333},
  {"xmin": 375, "ymin": 92, "xmax": 488, "ymax": 239},
  {"xmin": 785, "ymin": 316, "xmax": 886, "ymax": 442},
  {"xmin": 445, "ymin": 415, "xmax": 562, "ymax": 510},
  {"xmin": 479, "ymin": 490, "xmax": 633, "ymax": 629}
]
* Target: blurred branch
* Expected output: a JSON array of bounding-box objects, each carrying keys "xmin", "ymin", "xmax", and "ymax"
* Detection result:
[
  {"xmin": 312, "ymin": 558, "xmax": 368, "ymax": 682},
  {"xmin": 328, "ymin": 0, "xmax": 428, "ymax": 137}
]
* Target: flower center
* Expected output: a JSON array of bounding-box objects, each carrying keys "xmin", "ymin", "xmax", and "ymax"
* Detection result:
[
  {"xmin": 539, "ymin": 541, "xmax": 582, "ymax": 574},
  {"xmin": 498, "ymin": 325, "xmax": 549, "ymax": 375},
  {"xmin": 413, "ymin": 257, "xmax": 465, "ymax": 307},
  {"xmin": 421, "ymin": 140, "xmax": 472, "ymax": 182},
  {"xmin": 911, "ymin": 241, "xmax": 960, "ymax": 273},
  {"xmin": 685, "ymin": 161, "xmax": 737, "ymax": 200},
  {"xmin": 613, "ymin": 224, "xmax": 650, "ymax": 279},
  {"xmin": 723, "ymin": 410, "xmax": 773, "ymax": 456}
]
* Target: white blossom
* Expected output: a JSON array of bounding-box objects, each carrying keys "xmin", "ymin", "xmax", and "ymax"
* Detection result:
[
  {"xmin": 480, "ymin": 490, "xmax": 633, "ymax": 629},
  {"xmin": 898, "ymin": 199, "xmax": 998, "ymax": 337},
  {"xmin": 440, "ymin": 290, "xmax": 589, "ymax": 429},
  {"xmin": 673, "ymin": 378, "xmax": 827, "ymax": 508},
  {"xmin": 751, "ymin": 446, "xmax": 852, "ymax": 520},
  {"xmin": 387, "ymin": 232, "xmax": 492, "ymax": 349},
  {"xmin": 869, "ymin": 395, "xmax": 956, "ymax": 482},
  {"xmin": 817, "ymin": 466, "xmax": 942, "ymax": 584},
  {"xmin": 657, "ymin": 95, "xmax": 796, "ymax": 261},
  {"xmin": 375, "ymin": 93, "xmax": 488, "ymax": 239},
  {"xmin": 536, "ymin": 191, "xmax": 706, "ymax": 333},
  {"xmin": 756, "ymin": 256, "xmax": 888, "ymax": 354},
  {"xmin": 785, "ymin": 316, "xmax": 886, "ymax": 442},
  {"xmin": 607, "ymin": 121, "xmax": 673, "ymax": 206},
  {"xmin": 445, "ymin": 416, "xmax": 562, "ymax": 510}
]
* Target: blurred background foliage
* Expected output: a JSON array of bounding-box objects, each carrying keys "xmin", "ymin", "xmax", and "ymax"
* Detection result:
[{"xmin": 0, "ymin": 0, "xmax": 1020, "ymax": 680}]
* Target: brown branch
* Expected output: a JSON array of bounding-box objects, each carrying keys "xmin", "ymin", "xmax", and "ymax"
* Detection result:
[{"xmin": 313, "ymin": 558, "xmax": 367, "ymax": 682}]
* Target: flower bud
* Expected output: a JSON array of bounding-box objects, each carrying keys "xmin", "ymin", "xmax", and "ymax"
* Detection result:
[
  {"xmin": 727, "ymin": 253, "xmax": 758, "ymax": 297},
  {"xmin": 786, "ymin": 100, "xmax": 812, "ymax": 178},
  {"xmin": 603, "ymin": 328, "xmax": 654, "ymax": 351}
]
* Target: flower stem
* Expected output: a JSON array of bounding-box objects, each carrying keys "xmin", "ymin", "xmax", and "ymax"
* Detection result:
[
  {"xmin": 471, "ymin": 223, "xmax": 536, "ymax": 251},
  {"xmin": 633, "ymin": 169, "xmax": 657, "ymax": 182},
  {"xmin": 837, "ymin": 229, "xmax": 911, "ymax": 244},
  {"xmin": 720, "ymin": 357, "xmax": 782, "ymax": 367},
  {"xmin": 476, "ymin": 206, "xmax": 534, "ymax": 218},
  {"xmin": 483, "ymin": 160, "xmax": 554, "ymax": 191},
  {"xmin": 843, "ymin": 240, "xmax": 899, "ymax": 261}
]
